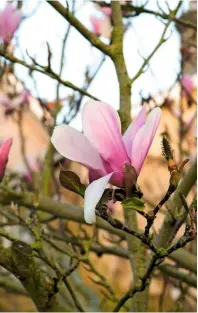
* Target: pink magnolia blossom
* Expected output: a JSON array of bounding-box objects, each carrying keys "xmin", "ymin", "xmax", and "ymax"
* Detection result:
[
  {"xmin": 101, "ymin": 7, "xmax": 112, "ymax": 17},
  {"xmin": 51, "ymin": 101, "xmax": 161, "ymax": 224},
  {"xmin": 0, "ymin": 138, "xmax": 13, "ymax": 181},
  {"xmin": 0, "ymin": 4, "xmax": 22, "ymax": 44},
  {"xmin": 181, "ymin": 75, "xmax": 194, "ymax": 95},
  {"xmin": 0, "ymin": 90, "xmax": 30, "ymax": 114},
  {"xmin": 90, "ymin": 15, "xmax": 102, "ymax": 35}
]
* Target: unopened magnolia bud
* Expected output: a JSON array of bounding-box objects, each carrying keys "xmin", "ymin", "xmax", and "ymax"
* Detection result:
[
  {"xmin": 161, "ymin": 135, "xmax": 177, "ymax": 172},
  {"xmin": 0, "ymin": 138, "xmax": 13, "ymax": 182},
  {"xmin": 0, "ymin": 4, "xmax": 22, "ymax": 44},
  {"xmin": 161, "ymin": 135, "xmax": 174, "ymax": 161},
  {"xmin": 170, "ymin": 170, "xmax": 180, "ymax": 188}
]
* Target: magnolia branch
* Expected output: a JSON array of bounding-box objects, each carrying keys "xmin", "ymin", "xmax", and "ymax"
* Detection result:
[
  {"xmin": 47, "ymin": 234, "xmax": 197, "ymax": 288},
  {"xmin": 110, "ymin": 1, "xmax": 132, "ymax": 130},
  {"xmin": 0, "ymin": 163, "xmax": 196, "ymax": 264},
  {"xmin": 0, "ymin": 242, "xmax": 67, "ymax": 311},
  {"xmin": 0, "ymin": 206, "xmax": 196, "ymax": 276},
  {"xmin": 127, "ymin": 4, "xmax": 197, "ymax": 30},
  {"xmin": 112, "ymin": 159, "xmax": 196, "ymax": 311},
  {"xmin": 94, "ymin": 1, "xmax": 197, "ymax": 30},
  {"xmin": 131, "ymin": 2, "xmax": 181, "ymax": 84},
  {"xmin": 0, "ymin": 156, "xmax": 196, "ymax": 266},
  {"xmin": 0, "ymin": 49, "xmax": 98, "ymax": 101},
  {"xmin": 110, "ymin": 4, "xmax": 146, "ymax": 308},
  {"xmin": 0, "ymin": 159, "xmax": 196, "ymax": 310},
  {"xmin": 144, "ymin": 168, "xmax": 178, "ymax": 237},
  {"xmin": 47, "ymin": 1, "xmax": 112, "ymax": 56},
  {"xmin": 113, "ymin": 220, "xmax": 197, "ymax": 312},
  {"xmin": 0, "ymin": 211, "xmax": 196, "ymax": 311},
  {"xmin": 0, "ymin": 276, "xmax": 28, "ymax": 296},
  {"xmin": 154, "ymin": 158, "xmax": 197, "ymax": 249}
]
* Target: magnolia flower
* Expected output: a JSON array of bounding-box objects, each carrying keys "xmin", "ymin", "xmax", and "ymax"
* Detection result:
[
  {"xmin": 0, "ymin": 138, "xmax": 13, "ymax": 181},
  {"xmin": 101, "ymin": 7, "xmax": 112, "ymax": 17},
  {"xmin": 51, "ymin": 100, "xmax": 161, "ymax": 224},
  {"xmin": 0, "ymin": 90, "xmax": 30, "ymax": 114},
  {"xmin": 90, "ymin": 15, "xmax": 102, "ymax": 35},
  {"xmin": 0, "ymin": 4, "xmax": 22, "ymax": 44},
  {"xmin": 181, "ymin": 75, "xmax": 194, "ymax": 95}
]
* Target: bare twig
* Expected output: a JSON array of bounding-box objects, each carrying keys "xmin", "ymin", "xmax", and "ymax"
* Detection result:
[{"xmin": 0, "ymin": 50, "xmax": 98, "ymax": 101}]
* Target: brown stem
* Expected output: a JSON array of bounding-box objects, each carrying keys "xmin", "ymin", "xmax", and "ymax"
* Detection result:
[{"xmin": 47, "ymin": 1, "xmax": 111, "ymax": 56}]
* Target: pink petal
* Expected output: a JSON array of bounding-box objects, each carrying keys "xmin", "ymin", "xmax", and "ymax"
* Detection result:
[
  {"xmin": 82, "ymin": 100, "xmax": 129, "ymax": 172},
  {"xmin": 0, "ymin": 6, "xmax": 13, "ymax": 42},
  {"xmin": 89, "ymin": 158, "xmax": 112, "ymax": 182},
  {"xmin": 84, "ymin": 173, "xmax": 113, "ymax": 224},
  {"xmin": 90, "ymin": 15, "xmax": 101, "ymax": 35},
  {"xmin": 51, "ymin": 124, "xmax": 106, "ymax": 174},
  {"xmin": 1, "ymin": 4, "xmax": 14, "ymax": 20},
  {"xmin": 131, "ymin": 107, "xmax": 161, "ymax": 174},
  {"xmin": 123, "ymin": 104, "xmax": 147, "ymax": 157},
  {"xmin": 101, "ymin": 7, "xmax": 112, "ymax": 16},
  {"xmin": 0, "ymin": 5, "xmax": 22, "ymax": 43},
  {"xmin": 181, "ymin": 75, "xmax": 194, "ymax": 94},
  {"xmin": 109, "ymin": 170, "xmax": 124, "ymax": 187},
  {"xmin": 0, "ymin": 138, "xmax": 13, "ymax": 181},
  {"xmin": 89, "ymin": 166, "xmax": 124, "ymax": 188},
  {"xmin": 11, "ymin": 10, "xmax": 22, "ymax": 31}
]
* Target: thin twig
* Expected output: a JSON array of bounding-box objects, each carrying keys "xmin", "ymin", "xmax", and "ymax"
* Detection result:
[
  {"xmin": 131, "ymin": 3, "xmax": 182, "ymax": 84},
  {"xmin": 0, "ymin": 50, "xmax": 98, "ymax": 101},
  {"xmin": 64, "ymin": 278, "xmax": 85, "ymax": 312}
]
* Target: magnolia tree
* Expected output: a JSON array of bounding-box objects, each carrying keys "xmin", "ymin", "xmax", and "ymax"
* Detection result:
[{"xmin": 0, "ymin": 1, "xmax": 197, "ymax": 312}]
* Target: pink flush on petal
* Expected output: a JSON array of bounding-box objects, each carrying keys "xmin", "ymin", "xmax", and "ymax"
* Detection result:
[
  {"xmin": 90, "ymin": 15, "xmax": 101, "ymax": 35},
  {"xmin": 0, "ymin": 4, "xmax": 22, "ymax": 44},
  {"xmin": 181, "ymin": 75, "xmax": 194, "ymax": 95},
  {"xmin": 51, "ymin": 100, "xmax": 161, "ymax": 224},
  {"xmin": 101, "ymin": 7, "xmax": 112, "ymax": 17},
  {"xmin": 0, "ymin": 138, "xmax": 13, "ymax": 181}
]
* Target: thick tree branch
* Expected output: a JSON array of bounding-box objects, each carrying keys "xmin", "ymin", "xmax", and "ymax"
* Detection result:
[
  {"xmin": 47, "ymin": 1, "xmax": 111, "ymax": 56},
  {"xmin": 158, "ymin": 263, "xmax": 196, "ymax": 287},
  {"xmin": 0, "ymin": 182, "xmax": 196, "ymax": 273},
  {"xmin": 0, "ymin": 242, "xmax": 67, "ymax": 311},
  {"xmin": 154, "ymin": 159, "xmax": 197, "ymax": 249},
  {"xmin": 47, "ymin": 230, "xmax": 197, "ymax": 281},
  {"xmin": 93, "ymin": 1, "xmax": 197, "ymax": 30},
  {"xmin": 0, "ymin": 276, "xmax": 28, "ymax": 296},
  {"xmin": 111, "ymin": 1, "xmax": 131, "ymax": 131},
  {"xmin": 110, "ymin": 5, "xmax": 148, "ymax": 311}
]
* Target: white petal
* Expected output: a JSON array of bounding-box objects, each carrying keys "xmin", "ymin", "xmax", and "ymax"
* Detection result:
[{"xmin": 84, "ymin": 173, "xmax": 113, "ymax": 224}]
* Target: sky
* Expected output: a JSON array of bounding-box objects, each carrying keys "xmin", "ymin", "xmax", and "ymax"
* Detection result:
[{"xmin": 0, "ymin": 0, "xmax": 191, "ymax": 129}]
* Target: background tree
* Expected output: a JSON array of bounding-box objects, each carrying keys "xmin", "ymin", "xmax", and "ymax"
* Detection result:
[{"xmin": 0, "ymin": 0, "xmax": 196, "ymax": 312}]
